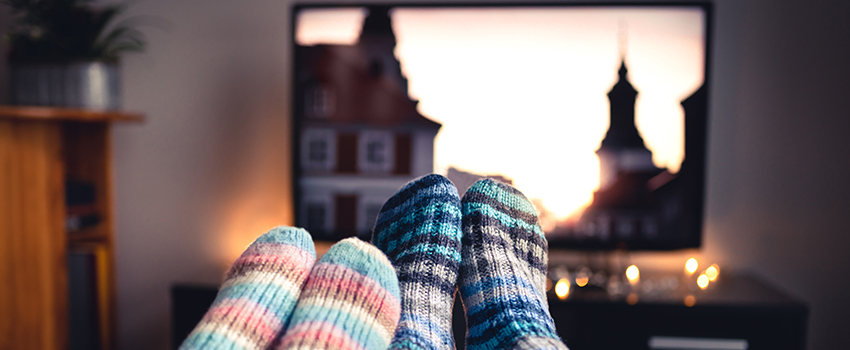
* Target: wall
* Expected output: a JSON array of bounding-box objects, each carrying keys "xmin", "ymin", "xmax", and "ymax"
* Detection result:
[
  {"xmin": 47, "ymin": 0, "xmax": 850, "ymax": 349},
  {"xmin": 112, "ymin": 1, "xmax": 296, "ymax": 348},
  {"xmin": 689, "ymin": 2, "xmax": 850, "ymax": 349}
]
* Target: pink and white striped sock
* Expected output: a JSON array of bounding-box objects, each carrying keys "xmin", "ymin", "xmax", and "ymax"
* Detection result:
[
  {"xmin": 180, "ymin": 226, "xmax": 316, "ymax": 350},
  {"xmin": 276, "ymin": 237, "xmax": 400, "ymax": 350}
]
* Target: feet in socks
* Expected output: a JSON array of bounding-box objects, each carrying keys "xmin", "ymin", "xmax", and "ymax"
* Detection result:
[
  {"xmin": 277, "ymin": 237, "xmax": 401, "ymax": 350},
  {"xmin": 180, "ymin": 226, "xmax": 316, "ymax": 350},
  {"xmin": 460, "ymin": 179, "xmax": 567, "ymax": 350},
  {"xmin": 372, "ymin": 174, "xmax": 463, "ymax": 350}
]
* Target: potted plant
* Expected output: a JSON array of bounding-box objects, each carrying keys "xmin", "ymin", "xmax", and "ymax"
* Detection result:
[{"xmin": 2, "ymin": 0, "xmax": 146, "ymax": 109}]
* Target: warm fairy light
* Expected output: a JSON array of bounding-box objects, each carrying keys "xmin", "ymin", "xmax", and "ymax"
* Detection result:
[
  {"xmin": 684, "ymin": 295, "xmax": 696, "ymax": 307},
  {"xmin": 627, "ymin": 293, "xmax": 639, "ymax": 305},
  {"xmin": 555, "ymin": 278, "xmax": 571, "ymax": 299},
  {"xmin": 697, "ymin": 274, "xmax": 709, "ymax": 289},
  {"xmin": 706, "ymin": 264, "xmax": 719, "ymax": 281},
  {"xmin": 575, "ymin": 272, "xmax": 589, "ymax": 287},
  {"xmin": 685, "ymin": 258, "xmax": 699, "ymax": 274},
  {"xmin": 626, "ymin": 265, "xmax": 640, "ymax": 284},
  {"xmin": 545, "ymin": 278, "xmax": 554, "ymax": 292}
]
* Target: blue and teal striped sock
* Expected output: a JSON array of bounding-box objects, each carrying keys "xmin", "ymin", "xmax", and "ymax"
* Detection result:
[
  {"xmin": 460, "ymin": 179, "xmax": 568, "ymax": 350},
  {"xmin": 372, "ymin": 174, "xmax": 463, "ymax": 350}
]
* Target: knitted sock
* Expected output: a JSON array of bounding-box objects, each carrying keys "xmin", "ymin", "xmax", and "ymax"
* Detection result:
[
  {"xmin": 372, "ymin": 174, "xmax": 463, "ymax": 350},
  {"xmin": 460, "ymin": 179, "xmax": 568, "ymax": 350},
  {"xmin": 180, "ymin": 226, "xmax": 316, "ymax": 350},
  {"xmin": 276, "ymin": 237, "xmax": 401, "ymax": 350}
]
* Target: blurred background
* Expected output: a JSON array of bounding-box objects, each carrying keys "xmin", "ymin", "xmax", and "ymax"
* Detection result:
[{"xmin": 1, "ymin": 0, "xmax": 849, "ymax": 349}]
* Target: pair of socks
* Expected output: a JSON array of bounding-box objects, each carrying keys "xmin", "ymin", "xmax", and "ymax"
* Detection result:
[
  {"xmin": 181, "ymin": 173, "xmax": 567, "ymax": 350},
  {"xmin": 372, "ymin": 174, "xmax": 567, "ymax": 350},
  {"xmin": 180, "ymin": 227, "xmax": 400, "ymax": 350}
]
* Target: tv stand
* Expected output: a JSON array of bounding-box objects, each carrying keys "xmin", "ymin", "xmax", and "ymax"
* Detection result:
[
  {"xmin": 548, "ymin": 273, "xmax": 808, "ymax": 350},
  {"xmin": 172, "ymin": 273, "xmax": 807, "ymax": 350}
]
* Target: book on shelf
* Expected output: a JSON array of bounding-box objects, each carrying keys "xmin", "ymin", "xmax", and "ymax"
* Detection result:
[{"xmin": 67, "ymin": 249, "xmax": 102, "ymax": 350}]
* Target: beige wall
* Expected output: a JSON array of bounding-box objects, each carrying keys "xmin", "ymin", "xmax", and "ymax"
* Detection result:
[
  {"xmin": 113, "ymin": 1, "xmax": 296, "ymax": 348},
  {"xmin": 100, "ymin": 0, "xmax": 850, "ymax": 349}
]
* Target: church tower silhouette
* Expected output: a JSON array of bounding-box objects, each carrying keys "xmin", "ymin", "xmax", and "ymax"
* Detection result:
[{"xmin": 595, "ymin": 59, "xmax": 660, "ymax": 190}]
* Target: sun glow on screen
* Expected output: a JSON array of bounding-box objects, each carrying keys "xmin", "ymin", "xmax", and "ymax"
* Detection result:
[{"xmin": 296, "ymin": 7, "xmax": 704, "ymax": 220}]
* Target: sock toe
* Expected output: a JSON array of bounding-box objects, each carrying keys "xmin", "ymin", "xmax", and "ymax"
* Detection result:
[
  {"xmin": 373, "ymin": 174, "xmax": 460, "ymax": 255},
  {"xmin": 277, "ymin": 238, "xmax": 401, "ymax": 350},
  {"xmin": 255, "ymin": 226, "xmax": 316, "ymax": 256},
  {"xmin": 180, "ymin": 226, "xmax": 317, "ymax": 350},
  {"xmin": 321, "ymin": 237, "xmax": 401, "ymax": 299}
]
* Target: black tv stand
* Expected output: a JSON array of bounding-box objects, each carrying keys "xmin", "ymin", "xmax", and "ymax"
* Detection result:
[
  {"xmin": 548, "ymin": 273, "xmax": 808, "ymax": 350},
  {"xmin": 173, "ymin": 273, "xmax": 807, "ymax": 350}
]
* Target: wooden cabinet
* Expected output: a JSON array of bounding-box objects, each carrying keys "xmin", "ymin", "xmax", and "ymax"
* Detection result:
[{"xmin": 0, "ymin": 107, "xmax": 142, "ymax": 350}]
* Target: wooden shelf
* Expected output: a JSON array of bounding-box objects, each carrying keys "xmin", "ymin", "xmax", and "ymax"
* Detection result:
[
  {"xmin": 0, "ymin": 105, "xmax": 144, "ymax": 123},
  {"xmin": 0, "ymin": 106, "xmax": 142, "ymax": 350}
]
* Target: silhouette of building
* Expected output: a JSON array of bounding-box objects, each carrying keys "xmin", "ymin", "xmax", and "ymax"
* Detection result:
[
  {"xmin": 673, "ymin": 83, "xmax": 708, "ymax": 246},
  {"xmin": 566, "ymin": 59, "xmax": 707, "ymax": 248},
  {"xmin": 596, "ymin": 60, "xmax": 663, "ymax": 190},
  {"xmin": 295, "ymin": 6, "xmax": 441, "ymax": 240},
  {"xmin": 579, "ymin": 60, "xmax": 669, "ymax": 242}
]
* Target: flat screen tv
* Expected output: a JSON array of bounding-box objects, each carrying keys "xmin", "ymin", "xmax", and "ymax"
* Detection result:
[{"xmin": 291, "ymin": 2, "xmax": 711, "ymax": 250}]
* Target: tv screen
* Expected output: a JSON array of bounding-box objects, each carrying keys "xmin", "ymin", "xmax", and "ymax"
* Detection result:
[{"xmin": 292, "ymin": 2, "xmax": 711, "ymax": 250}]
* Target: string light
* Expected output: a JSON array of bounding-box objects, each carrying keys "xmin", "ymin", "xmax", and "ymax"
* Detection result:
[
  {"xmin": 626, "ymin": 265, "xmax": 640, "ymax": 284},
  {"xmin": 685, "ymin": 258, "xmax": 698, "ymax": 275},
  {"xmin": 555, "ymin": 278, "xmax": 571, "ymax": 299},
  {"xmin": 575, "ymin": 272, "xmax": 589, "ymax": 287},
  {"xmin": 706, "ymin": 264, "xmax": 719, "ymax": 281},
  {"xmin": 697, "ymin": 274, "xmax": 709, "ymax": 289}
]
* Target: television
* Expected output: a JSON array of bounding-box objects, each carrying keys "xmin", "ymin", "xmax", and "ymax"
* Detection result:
[{"xmin": 291, "ymin": 2, "xmax": 711, "ymax": 250}]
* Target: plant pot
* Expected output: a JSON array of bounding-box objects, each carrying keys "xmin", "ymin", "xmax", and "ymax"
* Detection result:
[{"xmin": 9, "ymin": 62, "xmax": 121, "ymax": 110}]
